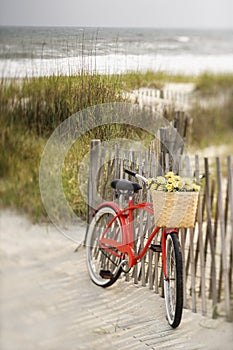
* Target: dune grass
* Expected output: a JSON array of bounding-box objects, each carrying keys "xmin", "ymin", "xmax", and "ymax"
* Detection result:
[
  {"xmin": 190, "ymin": 99, "xmax": 233, "ymax": 148},
  {"xmin": 1, "ymin": 70, "xmax": 233, "ymax": 221},
  {"xmin": 0, "ymin": 74, "xmax": 125, "ymax": 136},
  {"xmin": 0, "ymin": 73, "xmax": 127, "ymax": 220},
  {"xmin": 194, "ymin": 72, "xmax": 233, "ymax": 93},
  {"xmin": 190, "ymin": 72, "xmax": 233, "ymax": 148}
]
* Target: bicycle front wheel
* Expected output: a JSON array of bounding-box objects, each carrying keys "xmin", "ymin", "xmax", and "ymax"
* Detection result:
[
  {"xmin": 164, "ymin": 232, "xmax": 183, "ymax": 328},
  {"xmin": 86, "ymin": 205, "xmax": 123, "ymax": 288}
]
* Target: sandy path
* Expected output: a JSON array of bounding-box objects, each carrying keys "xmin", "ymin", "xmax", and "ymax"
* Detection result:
[{"xmin": 0, "ymin": 210, "xmax": 232, "ymax": 350}]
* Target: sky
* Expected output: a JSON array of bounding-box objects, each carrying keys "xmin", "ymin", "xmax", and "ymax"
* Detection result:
[{"xmin": 0, "ymin": 0, "xmax": 233, "ymax": 28}]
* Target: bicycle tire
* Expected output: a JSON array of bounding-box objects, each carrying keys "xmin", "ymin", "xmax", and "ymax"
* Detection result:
[
  {"xmin": 164, "ymin": 232, "xmax": 183, "ymax": 328},
  {"xmin": 86, "ymin": 204, "xmax": 123, "ymax": 288}
]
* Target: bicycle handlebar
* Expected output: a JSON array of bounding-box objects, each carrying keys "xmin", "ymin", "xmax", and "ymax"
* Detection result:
[
  {"xmin": 124, "ymin": 169, "xmax": 137, "ymax": 177},
  {"xmin": 125, "ymin": 168, "xmax": 205, "ymax": 184},
  {"xmin": 124, "ymin": 168, "xmax": 148, "ymax": 183}
]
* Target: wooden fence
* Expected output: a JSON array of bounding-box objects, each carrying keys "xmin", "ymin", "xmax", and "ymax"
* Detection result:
[
  {"xmin": 86, "ymin": 137, "xmax": 233, "ymax": 322},
  {"xmin": 126, "ymin": 86, "xmax": 193, "ymax": 111}
]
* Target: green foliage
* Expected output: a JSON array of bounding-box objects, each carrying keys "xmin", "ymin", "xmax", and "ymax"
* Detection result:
[
  {"xmin": 190, "ymin": 73, "xmax": 233, "ymax": 147},
  {"xmin": 119, "ymin": 70, "xmax": 195, "ymax": 90},
  {"xmin": 191, "ymin": 100, "xmax": 233, "ymax": 147},
  {"xmin": 1, "ymin": 70, "xmax": 233, "ymax": 221},
  {"xmin": 195, "ymin": 72, "xmax": 233, "ymax": 93},
  {"xmin": 1, "ymin": 74, "xmax": 125, "ymax": 137},
  {"xmin": 0, "ymin": 73, "xmax": 128, "ymax": 219},
  {"xmin": 0, "ymin": 127, "xmax": 46, "ymax": 220}
]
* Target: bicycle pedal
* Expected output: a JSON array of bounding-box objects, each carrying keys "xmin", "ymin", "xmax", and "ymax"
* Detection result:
[
  {"xmin": 99, "ymin": 270, "xmax": 113, "ymax": 279},
  {"xmin": 149, "ymin": 244, "xmax": 162, "ymax": 253}
]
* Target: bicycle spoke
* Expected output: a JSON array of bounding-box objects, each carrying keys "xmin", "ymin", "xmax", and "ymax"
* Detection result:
[
  {"xmin": 86, "ymin": 206, "xmax": 123, "ymax": 287},
  {"xmin": 164, "ymin": 233, "xmax": 183, "ymax": 328}
]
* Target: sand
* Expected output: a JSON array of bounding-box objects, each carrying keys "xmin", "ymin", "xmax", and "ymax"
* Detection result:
[{"xmin": 0, "ymin": 209, "xmax": 232, "ymax": 349}]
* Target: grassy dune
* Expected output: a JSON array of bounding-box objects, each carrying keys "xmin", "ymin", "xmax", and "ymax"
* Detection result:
[{"xmin": 0, "ymin": 71, "xmax": 233, "ymax": 220}]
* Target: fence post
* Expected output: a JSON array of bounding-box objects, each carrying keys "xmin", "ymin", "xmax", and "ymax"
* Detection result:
[
  {"xmin": 195, "ymin": 154, "xmax": 207, "ymax": 315},
  {"xmin": 217, "ymin": 157, "xmax": 232, "ymax": 322},
  {"xmin": 84, "ymin": 139, "xmax": 101, "ymax": 245},
  {"xmin": 227, "ymin": 156, "xmax": 233, "ymax": 299},
  {"xmin": 205, "ymin": 157, "xmax": 217, "ymax": 317}
]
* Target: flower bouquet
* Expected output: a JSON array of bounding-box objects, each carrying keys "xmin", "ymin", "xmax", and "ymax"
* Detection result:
[{"xmin": 148, "ymin": 172, "xmax": 200, "ymax": 228}]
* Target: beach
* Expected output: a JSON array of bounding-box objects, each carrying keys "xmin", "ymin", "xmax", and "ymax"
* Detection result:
[
  {"xmin": 0, "ymin": 25, "xmax": 233, "ymax": 349},
  {"xmin": 1, "ymin": 27, "xmax": 233, "ymax": 77},
  {"xmin": 1, "ymin": 209, "xmax": 233, "ymax": 350}
]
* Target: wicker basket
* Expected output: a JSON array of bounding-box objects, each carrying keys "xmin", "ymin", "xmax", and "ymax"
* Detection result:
[{"xmin": 151, "ymin": 191, "xmax": 199, "ymax": 228}]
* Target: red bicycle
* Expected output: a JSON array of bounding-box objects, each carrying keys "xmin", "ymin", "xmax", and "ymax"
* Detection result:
[{"xmin": 86, "ymin": 168, "xmax": 183, "ymax": 328}]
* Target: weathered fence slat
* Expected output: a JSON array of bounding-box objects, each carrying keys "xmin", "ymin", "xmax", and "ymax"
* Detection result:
[
  {"xmin": 204, "ymin": 157, "xmax": 217, "ymax": 316},
  {"xmin": 190, "ymin": 228, "xmax": 197, "ymax": 313},
  {"xmin": 181, "ymin": 228, "xmax": 187, "ymax": 308},
  {"xmin": 227, "ymin": 156, "xmax": 233, "ymax": 299},
  {"xmin": 195, "ymin": 154, "xmax": 207, "ymax": 315},
  {"xmin": 216, "ymin": 157, "xmax": 232, "ymax": 321},
  {"xmin": 85, "ymin": 139, "xmax": 101, "ymax": 244}
]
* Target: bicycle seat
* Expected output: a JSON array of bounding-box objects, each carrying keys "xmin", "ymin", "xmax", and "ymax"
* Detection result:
[{"xmin": 111, "ymin": 179, "xmax": 142, "ymax": 193}]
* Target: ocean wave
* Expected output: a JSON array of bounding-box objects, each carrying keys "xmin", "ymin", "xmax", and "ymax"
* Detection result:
[
  {"xmin": 176, "ymin": 36, "xmax": 190, "ymax": 43},
  {"xmin": 1, "ymin": 53, "xmax": 233, "ymax": 78}
]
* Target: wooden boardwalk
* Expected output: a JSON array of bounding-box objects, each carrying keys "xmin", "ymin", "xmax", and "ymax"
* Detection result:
[{"xmin": 0, "ymin": 210, "xmax": 232, "ymax": 350}]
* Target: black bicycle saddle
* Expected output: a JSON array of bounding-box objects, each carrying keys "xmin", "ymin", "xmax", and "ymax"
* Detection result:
[{"xmin": 111, "ymin": 179, "xmax": 142, "ymax": 193}]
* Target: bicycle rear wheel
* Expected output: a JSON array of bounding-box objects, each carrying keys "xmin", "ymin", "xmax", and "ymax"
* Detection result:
[
  {"xmin": 164, "ymin": 232, "xmax": 183, "ymax": 328},
  {"xmin": 86, "ymin": 205, "xmax": 123, "ymax": 288}
]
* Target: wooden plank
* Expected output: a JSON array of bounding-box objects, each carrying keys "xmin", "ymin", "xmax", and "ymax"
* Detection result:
[
  {"xmin": 154, "ymin": 250, "xmax": 160, "ymax": 294},
  {"xmin": 216, "ymin": 157, "xmax": 232, "ymax": 321},
  {"xmin": 180, "ymin": 228, "xmax": 187, "ymax": 308},
  {"xmin": 126, "ymin": 149, "xmax": 132, "ymax": 283},
  {"xmin": 105, "ymin": 148, "xmax": 115, "ymax": 199},
  {"xmin": 195, "ymin": 154, "xmax": 207, "ymax": 316},
  {"xmin": 218, "ymin": 174, "xmax": 229, "ymax": 303},
  {"xmin": 98, "ymin": 142, "xmax": 107, "ymax": 200},
  {"xmin": 190, "ymin": 227, "xmax": 197, "ymax": 313},
  {"xmin": 159, "ymin": 152, "xmax": 164, "ymax": 175},
  {"xmin": 209, "ymin": 178, "xmax": 217, "ymax": 300},
  {"xmin": 140, "ymin": 151, "xmax": 147, "ymax": 287},
  {"xmin": 133, "ymin": 150, "xmax": 142, "ymax": 285},
  {"xmin": 185, "ymin": 153, "xmax": 192, "ymax": 177},
  {"xmin": 178, "ymin": 154, "xmax": 183, "ymax": 176},
  {"xmin": 227, "ymin": 156, "xmax": 233, "ymax": 299},
  {"xmin": 181, "ymin": 156, "xmax": 192, "ymax": 308},
  {"xmin": 114, "ymin": 143, "xmax": 120, "ymax": 178},
  {"xmin": 85, "ymin": 139, "xmax": 101, "ymax": 245},
  {"xmin": 148, "ymin": 249, "xmax": 154, "ymax": 290},
  {"xmin": 165, "ymin": 152, "xmax": 170, "ymax": 173},
  {"xmin": 204, "ymin": 157, "xmax": 217, "ymax": 317}
]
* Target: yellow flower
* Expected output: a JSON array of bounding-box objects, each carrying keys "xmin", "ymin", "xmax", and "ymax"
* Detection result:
[
  {"xmin": 185, "ymin": 184, "xmax": 193, "ymax": 191},
  {"xmin": 184, "ymin": 178, "xmax": 192, "ymax": 185},
  {"xmin": 150, "ymin": 183, "xmax": 157, "ymax": 190},
  {"xmin": 166, "ymin": 183, "xmax": 173, "ymax": 192},
  {"xmin": 192, "ymin": 184, "xmax": 201, "ymax": 192},
  {"xmin": 156, "ymin": 176, "xmax": 166, "ymax": 184},
  {"xmin": 177, "ymin": 180, "xmax": 185, "ymax": 190},
  {"xmin": 149, "ymin": 173, "xmax": 201, "ymax": 193},
  {"xmin": 157, "ymin": 185, "xmax": 165, "ymax": 191},
  {"xmin": 165, "ymin": 171, "xmax": 174, "ymax": 178}
]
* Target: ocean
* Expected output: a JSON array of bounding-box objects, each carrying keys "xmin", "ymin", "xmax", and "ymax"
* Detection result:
[{"xmin": 0, "ymin": 26, "xmax": 233, "ymax": 77}]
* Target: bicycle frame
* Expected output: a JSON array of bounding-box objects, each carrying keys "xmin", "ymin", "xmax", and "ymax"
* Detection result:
[{"xmin": 98, "ymin": 199, "xmax": 178, "ymax": 280}]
